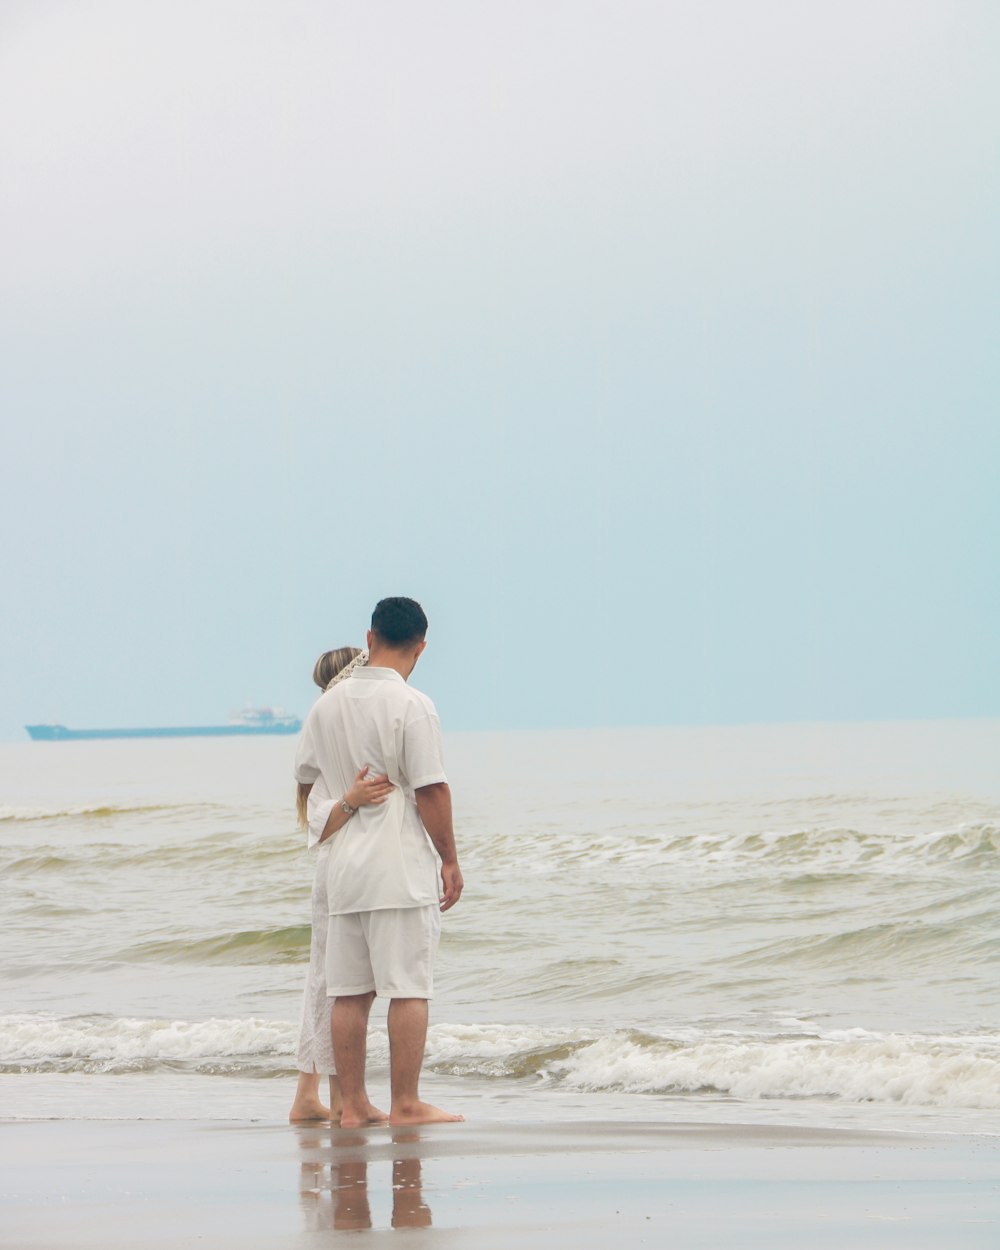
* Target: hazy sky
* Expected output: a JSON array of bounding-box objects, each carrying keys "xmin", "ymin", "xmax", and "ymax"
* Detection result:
[{"xmin": 1, "ymin": 1, "xmax": 997, "ymax": 738}]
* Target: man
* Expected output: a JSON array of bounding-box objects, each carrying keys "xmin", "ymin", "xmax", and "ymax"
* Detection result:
[{"xmin": 294, "ymin": 597, "xmax": 464, "ymax": 1127}]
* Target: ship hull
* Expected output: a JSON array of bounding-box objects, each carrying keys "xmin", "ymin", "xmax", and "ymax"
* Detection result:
[{"xmin": 25, "ymin": 723, "xmax": 301, "ymax": 741}]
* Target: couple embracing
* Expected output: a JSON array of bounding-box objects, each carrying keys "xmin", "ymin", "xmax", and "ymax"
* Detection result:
[{"xmin": 291, "ymin": 596, "xmax": 464, "ymax": 1128}]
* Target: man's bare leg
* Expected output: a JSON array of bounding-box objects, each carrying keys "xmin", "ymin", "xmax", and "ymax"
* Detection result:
[
  {"xmin": 387, "ymin": 998, "xmax": 464, "ymax": 1125},
  {"xmin": 289, "ymin": 1070, "xmax": 331, "ymax": 1123},
  {"xmin": 332, "ymin": 993, "xmax": 388, "ymax": 1128}
]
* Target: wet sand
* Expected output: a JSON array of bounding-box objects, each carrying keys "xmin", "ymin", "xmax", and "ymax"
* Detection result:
[{"xmin": 3, "ymin": 1118, "xmax": 998, "ymax": 1249}]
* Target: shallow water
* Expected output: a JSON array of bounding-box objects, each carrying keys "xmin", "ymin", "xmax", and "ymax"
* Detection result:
[{"xmin": 2, "ymin": 720, "xmax": 999, "ymax": 1131}]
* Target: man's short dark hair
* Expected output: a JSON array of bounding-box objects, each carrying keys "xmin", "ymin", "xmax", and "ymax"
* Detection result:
[{"xmin": 371, "ymin": 597, "xmax": 428, "ymax": 647}]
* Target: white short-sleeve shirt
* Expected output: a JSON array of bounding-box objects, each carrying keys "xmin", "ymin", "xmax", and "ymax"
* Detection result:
[{"xmin": 294, "ymin": 667, "xmax": 447, "ymax": 914}]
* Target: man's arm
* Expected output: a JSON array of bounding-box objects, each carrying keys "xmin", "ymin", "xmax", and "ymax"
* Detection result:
[{"xmin": 415, "ymin": 782, "xmax": 463, "ymax": 912}]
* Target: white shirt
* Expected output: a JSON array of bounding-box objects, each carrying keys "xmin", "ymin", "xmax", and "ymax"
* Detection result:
[{"xmin": 294, "ymin": 667, "xmax": 447, "ymax": 914}]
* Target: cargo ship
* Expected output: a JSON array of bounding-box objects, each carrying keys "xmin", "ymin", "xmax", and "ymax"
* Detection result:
[{"xmin": 25, "ymin": 707, "xmax": 301, "ymax": 741}]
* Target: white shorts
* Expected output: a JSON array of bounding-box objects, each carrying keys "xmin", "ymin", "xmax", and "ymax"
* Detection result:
[{"xmin": 325, "ymin": 905, "xmax": 441, "ymax": 999}]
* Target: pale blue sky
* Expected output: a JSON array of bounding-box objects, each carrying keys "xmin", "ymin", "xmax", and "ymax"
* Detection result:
[{"xmin": 1, "ymin": 1, "xmax": 997, "ymax": 738}]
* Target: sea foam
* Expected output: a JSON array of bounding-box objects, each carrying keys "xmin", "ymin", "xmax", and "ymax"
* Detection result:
[
  {"xmin": 548, "ymin": 1028, "xmax": 1000, "ymax": 1109},
  {"xmin": 3, "ymin": 1014, "xmax": 999, "ymax": 1109},
  {"xmin": 0, "ymin": 1013, "xmax": 295, "ymax": 1072}
]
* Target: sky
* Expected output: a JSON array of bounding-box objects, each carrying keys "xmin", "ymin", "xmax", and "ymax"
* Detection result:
[{"xmin": 1, "ymin": 0, "xmax": 997, "ymax": 738}]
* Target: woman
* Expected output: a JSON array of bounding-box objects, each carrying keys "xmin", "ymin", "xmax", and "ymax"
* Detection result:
[{"xmin": 289, "ymin": 646, "xmax": 394, "ymax": 1123}]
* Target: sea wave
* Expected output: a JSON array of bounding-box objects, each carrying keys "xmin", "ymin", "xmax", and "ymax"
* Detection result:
[
  {"xmin": 0, "ymin": 838, "xmax": 298, "ymax": 875},
  {"xmin": 733, "ymin": 912, "xmax": 1000, "ymax": 972},
  {"xmin": 4, "ymin": 817, "xmax": 997, "ymax": 881},
  {"xmin": 476, "ymin": 821, "xmax": 1000, "ymax": 879},
  {"xmin": 424, "ymin": 1022, "xmax": 1000, "ymax": 1110},
  {"xmin": 123, "ymin": 926, "xmax": 311, "ymax": 965},
  {"xmin": 0, "ymin": 803, "xmax": 193, "ymax": 823},
  {"xmin": 6, "ymin": 1014, "xmax": 994, "ymax": 1110},
  {"xmin": 543, "ymin": 1027, "xmax": 1000, "ymax": 1110},
  {"xmin": 0, "ymin": 1013, "xmax": 296, "ymax": 1075}
]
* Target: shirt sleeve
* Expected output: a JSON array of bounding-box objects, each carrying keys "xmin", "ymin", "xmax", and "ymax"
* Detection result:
[
  {"xmin": 401, "ymin": 706, "xmax": 448, "ymax": 790},
  {"xmin": 293, "ymin": 708, "xmax": 321, "ymax": 785},
  {"xmin": 306, "ymin": 778, "xmax": 336, "ymax": 851}
]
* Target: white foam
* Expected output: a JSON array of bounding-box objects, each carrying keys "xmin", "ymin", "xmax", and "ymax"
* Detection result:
[
  {"xmin": 5, "ymin": 1014, "xmax": 1000, "ymax": 1110},
  {"xmin": 427, "ymin": 1021, "xmax": 582, "ymax": 1060},
  {"xmin": 428, "ymin": 1022, "xmax": 1000, "ymax": 1110},
  {"xmin": 0, "ymin": 1013, "xmax": 295, "ymax": 1063},
  {"xmin": 551, "ymin": 1029, "xmax": 1000, "ymax": 1109}
]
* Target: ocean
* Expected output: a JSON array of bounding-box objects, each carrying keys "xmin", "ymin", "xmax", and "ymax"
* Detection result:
[{"xmin": 2, "ymin": 720, "xmax": 998, "ymax": 1134}]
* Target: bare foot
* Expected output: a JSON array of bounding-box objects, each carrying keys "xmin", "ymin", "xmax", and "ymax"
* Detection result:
[
  {"xmin": 289, "ymin": 1099, "xmax": 333, "ymax": 1123},
  {"xmin": 389, "ymin": 1101, "xmax": 464, "ymax": 1126},
  {"xmin": 339, "ymin": 1101, "xmax": 389, "ymax": 1129}
]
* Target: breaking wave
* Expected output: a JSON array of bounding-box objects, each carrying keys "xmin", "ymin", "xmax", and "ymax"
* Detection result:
[
  {"xmin": 542, "ymin": 1027, "xmax": 1000, "ymax": 1109},
  {"xmin": 501, "ymin": 822, "xmax": 1000, "ymax": 877},
  {"xmin": 5, "ymin": 1014, "xmax": 998, "ymax": 1110},
  {"xmin": 0, "ymin": 1013, "xmax": 296, "ymax": 1075},
  {"xmin": 425, "ymin": 1023, "xmax": 1000, "ymax": 1110}
]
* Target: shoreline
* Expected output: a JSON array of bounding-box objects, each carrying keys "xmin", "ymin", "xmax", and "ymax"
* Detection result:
[{"xmin": 3, "ymin": 1117, "xmax": 998, "ymax": 1249}]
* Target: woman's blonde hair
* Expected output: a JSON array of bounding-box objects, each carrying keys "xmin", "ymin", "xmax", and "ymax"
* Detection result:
[
  {"xmin": 312, "ymin": 646, "xmax": 362, "ymax": 690},
  {"xmin": 296, "ymin": 646, "xmax": 363, "ymax": 828}
]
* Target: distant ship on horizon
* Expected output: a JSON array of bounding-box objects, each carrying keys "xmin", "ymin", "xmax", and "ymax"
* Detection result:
[{"xmin": 24, "ymin": 706, "xmax": 302, "ymax": 741}]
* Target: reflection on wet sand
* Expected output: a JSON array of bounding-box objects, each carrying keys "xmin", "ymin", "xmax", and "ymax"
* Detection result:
[
  {"xmin": 297, "ymin": 1128, "xmax": 432, "ymax": 1232},
  {"xmin": 390, "ymin": 1140, "xmax": 432, "ymax": 1230}
]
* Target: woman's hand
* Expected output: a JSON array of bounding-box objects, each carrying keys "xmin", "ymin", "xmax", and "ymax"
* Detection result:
[{"xmin": 344, "ymin": 765, "xmax": 395, "ymax": 810}]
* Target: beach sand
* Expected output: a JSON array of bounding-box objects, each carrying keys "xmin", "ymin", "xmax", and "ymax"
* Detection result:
[{"xmin": 3, "ymin": 1119, "xmax": 997, "ymax": 1249}]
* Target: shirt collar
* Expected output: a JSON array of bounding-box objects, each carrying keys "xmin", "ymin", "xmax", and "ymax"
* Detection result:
[{"xmin": 352, "ymin": 666, "xmax": 405, "ymax": 683}]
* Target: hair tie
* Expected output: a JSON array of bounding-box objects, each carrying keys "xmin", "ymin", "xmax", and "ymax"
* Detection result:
[{"xmin": 326, "ymin": 648, "xmax": 369, "ymax": 690}]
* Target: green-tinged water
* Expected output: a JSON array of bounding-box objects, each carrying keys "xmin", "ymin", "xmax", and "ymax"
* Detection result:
[{"xmin": 2, "ymin": 721, "xmax": 999, "ymax": 1130}]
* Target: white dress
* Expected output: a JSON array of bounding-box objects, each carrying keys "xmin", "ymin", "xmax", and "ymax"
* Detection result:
[{"xmin": 294, "ymin": 779, "xmax": 336, "ymax": 1076}]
